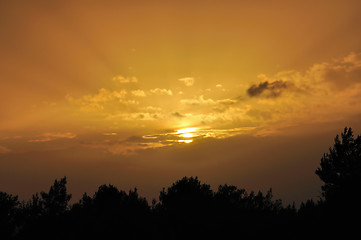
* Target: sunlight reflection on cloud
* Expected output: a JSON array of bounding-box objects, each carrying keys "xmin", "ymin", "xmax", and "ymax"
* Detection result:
[
  {"xmin": 138, "ymin": 127, "xmax": 256, "ymax": 147},
  {"xmin": 87, "ymin": 127, "xmax": 258, "ymax": 155}
]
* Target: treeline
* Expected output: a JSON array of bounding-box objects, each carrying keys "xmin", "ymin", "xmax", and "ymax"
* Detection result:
[{"xmin": 1, "ymin": 127, "xmax": 360, "ymax": 239}]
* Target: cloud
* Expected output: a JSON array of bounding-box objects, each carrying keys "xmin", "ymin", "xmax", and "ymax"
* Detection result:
[
  {"xmin": 150, "ymin": 88, "xmax": 173, "ymax": 96},
  {"xmin": 178, "ymin": 77, "xmax": 194, "ymax": 87},
  {"xmin": 181, "ymin": 95, "xmax": 214, "ymax": 105},
  {"xmin": 137, "ymin": 126, "xmax": 257, "ymax": 148},
  {"xmin": 66, "ymin": 88, "xmax": 136, "ymax": 111},
  {"xmin": 143, "ymin": 106, "xmax": 162, "ymax": 112},
  {"xmin": 28, "ymin": 132, "xmax": 77, "ymax": 142},
  {"xmin": 0, "ymin": 145, "xmax": 11, "ymax": 154},
  {"xmin": 248, "ymin": 52, "xmax": 361, "ymax": 98},
  {"xmin": 131, "ymin": 89, "xmax": 146, "ymax": 97},
  {"xmin": 112, "ymin": 75, "xmax": 138, "ymax": 83},
  {"xmin": 82, "ymin": 137, "xmax": 170, "ymax": 155},
  {"xmin": 315, "ymin": 52, "xmax": 361, "ymax": 89},
  {"xmin": 181, "ymin": 95, "xmax": 237, "ymax": 106},
  {"xmin": 66, "ymin": 88, "xmax": 127, "ymax": 103},
  {"xmin": 171, "ymin": 112, "xmax": 185, "ymax": 118},
  {"xmin": 247, "ymin": 80, "xmax": 291, "ymax": 98},
  {"xmin": 236, "ymin": 52, "xmax": 361, "ymax": 137},
  {"xmin": 107, "ymin": 112, "xmax": 162, "ymax": 121},
  {"xmin": 61, "ymin": 52, "xmax": 361, "ymax": 147},
  {"xmin": 105, "ymin": 142, "xmax": 168, "ymax": 155},
  {"xmin": 217, "ymin": 99, "xmax": 237, "ymax": 105}
]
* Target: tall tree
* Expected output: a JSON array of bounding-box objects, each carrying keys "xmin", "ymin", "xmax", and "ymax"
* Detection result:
[
  {"xmin": 315, "ymin": 127, "xmax": 361, "ymax": 203},
  {"xmin": 40, "ymin": 177, "xmax": 72, "ymax": 216},
  {"xmin": 314, "ymin": 127, "xmax": 361, "ymax": 237}
]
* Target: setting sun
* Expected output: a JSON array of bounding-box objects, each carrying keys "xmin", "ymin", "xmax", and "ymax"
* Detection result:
[
  {"xmin": 179, "ymin": 133, "xmax": 194, "ymax": 138},
  {"xmin": 176, "ymin": 128, "xmax": 198, "ymax": 134},
  {"xmin": 178, "ymin": 139, "xmax": 193, "ymax": 144},
  {"xmin": 176, "ymin": 128, "xmax": 198, "ymax": 140}
]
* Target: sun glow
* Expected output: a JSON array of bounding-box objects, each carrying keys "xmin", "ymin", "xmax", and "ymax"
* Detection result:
[
  {"xmin": 176, "ymin": 128, "xmax": 198, "ymax": 134},
  {"xmin": 175, "ymin": 128, "xmax": 198, "ymax": 143},
  {"xmin": 178, "ymin": 139, "xmax": 193, "ymax": 143},
  {"xmin": 179, "ymin": 133, "xmax": 194, "ymax": 138}
]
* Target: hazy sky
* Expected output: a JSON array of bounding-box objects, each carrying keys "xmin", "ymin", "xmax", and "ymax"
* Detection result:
[{"xmin": 1, "ymin": 0, "xmax": 361, "ymax": 204}]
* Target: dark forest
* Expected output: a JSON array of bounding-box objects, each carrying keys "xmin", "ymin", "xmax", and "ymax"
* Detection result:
[{"xmin": 1, "ymin": 127, "xmax": 360, "ymax": 239}]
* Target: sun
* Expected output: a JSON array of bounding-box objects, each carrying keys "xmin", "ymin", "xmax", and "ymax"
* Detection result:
[
  {"xmin": 176, "ymin": 128, "xmax": 198, "ymax": 138},
  {"xmin": 176, "ymin": 128, "xmax": 198, "ymax": 143},
  {"xmin": 178, "ymin": 139, "xmax": 193, "ymax": 143},
  {"xmin": 176, "ymin": 128, "xmax": 198, "ymax": 134},
  {"xmin": 179, "ymin": 132, "xmax": 194, "ymax": 138}
]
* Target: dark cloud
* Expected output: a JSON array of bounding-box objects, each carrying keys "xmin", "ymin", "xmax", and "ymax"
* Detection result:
[
  {"xmin": 171, "ymin": 112, "xmax": 185, "ymax": 118},
  {"xmin": 247, "ymin": 80, "xmax": 290, "ymax": 98}
]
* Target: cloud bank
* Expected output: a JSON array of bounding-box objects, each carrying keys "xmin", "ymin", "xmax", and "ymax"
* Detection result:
[{"xmin": 20, "ymin": 52, "xmax": 360, "ymax": 155}]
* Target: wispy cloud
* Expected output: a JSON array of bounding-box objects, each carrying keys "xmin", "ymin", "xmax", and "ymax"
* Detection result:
[
  {"xmin": 181, "ymin": 95, "xmax": 237, "ymax": 106},
  {"xmin": 178, "ymin": 77, "xmax": 195, "ymax": 87},
  {"xmin": 81, "ymin": 137, "xmax": 170, "ymax": 156},
  {"xmin": 150, "ymin": 88, "xmax": 173, "ymax": 96},
  {"xmin": 180, "ymin": 95, "xmax": 215, "ymax": 105},
  {"xmin": 28, "ymin": 132, "xmax": 77, "ymax": 143},
  {"xmin": 66, "ymin": 88, "xmax": 136, "ymax": 111},
  {"xmin": 131, "ymin": 89, "xmax": 146, "ymax": 97},
  {"xmin": 310, "ymin": 52, "xmax": 361, "ymax": 89},
  {"xmin": 0, "ymin": 145, "xmax": 11, "ymax": 154},
  {"xmin": 112, "ymin": 75, "xmax": 138, "ymax": 83}
]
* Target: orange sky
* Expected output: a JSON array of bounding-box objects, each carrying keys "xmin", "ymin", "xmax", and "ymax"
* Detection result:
[{"xmin": 1, "ymin": 0, "xmax": 361, "ymax": 204}]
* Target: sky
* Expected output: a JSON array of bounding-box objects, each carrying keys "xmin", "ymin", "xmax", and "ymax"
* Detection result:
[{"xmin": 1, "ymin": 0, "xmax": 361, "ymax": 205}]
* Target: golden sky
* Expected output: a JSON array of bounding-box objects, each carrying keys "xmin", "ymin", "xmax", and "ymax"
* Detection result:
[{"xmin": 1, "ymin": 0, "xmax": 361, "ymax": 204}]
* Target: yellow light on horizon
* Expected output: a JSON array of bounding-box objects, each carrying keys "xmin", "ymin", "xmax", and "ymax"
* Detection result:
[
  {"xmin": 176, "ymin": 128, "xmax": 198, "ymax": 143},
  {"xmin": 179, "ymin": 133, "xmax": 194, "ymax": 138},
  {"xmin": 176, "ymin": 128, "xmax": 197, "ymax": 134},
  {"xmin": 178, "ymin": 139, "xmax": 193, "ymax": 143}
]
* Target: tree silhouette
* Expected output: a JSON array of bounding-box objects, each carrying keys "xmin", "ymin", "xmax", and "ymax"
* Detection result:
[
  {"xmin": 4, "ymin": 128, "xmax": 361, "ymax": 239},
  {"xmin": 314, "ymin": 127, "xmax": 361, "ymax": 238},
  {"xmin": 159, "ymin": 176, "xmax": 213, "ymax": 219},
  {"xmin": 159, "ymin": 176, "xmax": 213, "ymax": 209},
  {"xmin": 69, "ymin": 184, "xmax": 151, "ymax": 239},
  {"xmin": 214, "ymin": 185, "xmax": 289, "ymax": 238},
  {"xmin": 0, "ymin": 192, "xmax": 19, "ymax": 238},
  {"xmin": 26, "ymin": 193, "xmax": 43, "ymax": 217},
  {"xmin": 40, "ymin": 177, "xmax": 72, "ymax": 216},
  {"xmin": 158, "ymin": 176, "xmax": 214, "ymax": 239},
  {"xmin": 14, "ymin": 177, "xmax": 72, "ymax": 240},
  {"xmin": 315, "ymin": 127, "xmax": 361, "ymax": 203}
]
